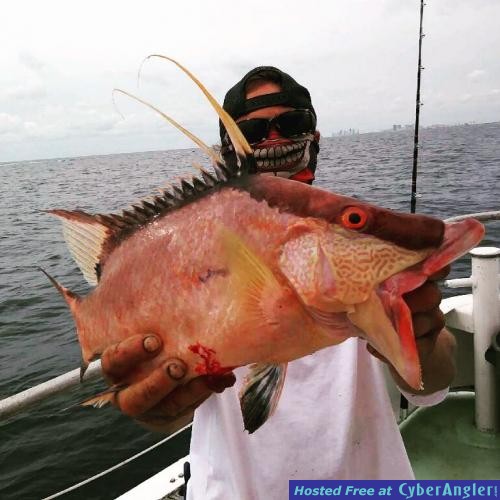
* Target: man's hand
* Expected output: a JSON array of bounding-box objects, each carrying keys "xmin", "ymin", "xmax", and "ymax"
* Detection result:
[
  {"xmin": 101, "ymin": 334, "xmax": 236, "ymax": 433},
  {"xmin": 367, "ymin": 265, "xmax": 456, "ymax": 395}
]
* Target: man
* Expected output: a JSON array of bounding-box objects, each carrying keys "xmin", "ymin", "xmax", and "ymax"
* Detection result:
[{"xmin": 101, "ymin": 67, "xmax": 455, "ymax": 498}]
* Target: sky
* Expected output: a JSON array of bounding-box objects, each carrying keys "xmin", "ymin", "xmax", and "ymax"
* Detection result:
[{"xmin": 1, "ymin": 0, "xmax": 499, "ymax": 162}]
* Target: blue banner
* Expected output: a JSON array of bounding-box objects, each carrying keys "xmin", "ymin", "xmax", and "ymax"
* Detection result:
[{"xmin": 289, "ymin": 481, "xmax": 500, "ymax": 499}]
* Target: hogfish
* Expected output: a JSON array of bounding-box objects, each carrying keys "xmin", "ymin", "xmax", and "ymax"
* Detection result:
[{"xmin": 45, "ymin": 58, "xmax": 484, "ymax": 433}]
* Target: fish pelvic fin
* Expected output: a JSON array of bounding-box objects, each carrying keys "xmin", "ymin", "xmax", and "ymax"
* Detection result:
[
  {"xmin": 240, "ymin": 363, "xmax": 288, "ymax": 433},
  {"xmin": 38, "ymin": 267, "xmax": 80, "ymax": 312}
]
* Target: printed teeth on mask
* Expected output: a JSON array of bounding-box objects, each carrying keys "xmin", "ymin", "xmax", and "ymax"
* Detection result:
[
  {"xmin": 256, "ymin": 150, "xmax": 303, "ymax": 168},
  {"xmin": 253, "ymin": 140, "xmax": 306, "ymax": 160}
]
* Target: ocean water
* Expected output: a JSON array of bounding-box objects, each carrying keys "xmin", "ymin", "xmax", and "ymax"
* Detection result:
[{"xmin": 0, "ymin": 122, "xmax": 499, "ymax": 499}]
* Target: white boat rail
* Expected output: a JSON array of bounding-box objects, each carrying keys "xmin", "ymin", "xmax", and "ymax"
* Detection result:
[{"xmin": 0, "ymin": 360, "xmax": 102, "ymax": 419}]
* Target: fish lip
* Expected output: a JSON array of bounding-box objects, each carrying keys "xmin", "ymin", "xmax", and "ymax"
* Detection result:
[
  {"xmin": 374, "ymin": 217, "xmax": 485, "ymax": 390},
  {"xmin": 380, "ymin": 217, "xmax": 485, "ymax": 296}
]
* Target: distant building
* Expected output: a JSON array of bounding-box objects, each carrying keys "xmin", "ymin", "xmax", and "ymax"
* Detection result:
[{"xmin": 332, "ymin": 128, "xmax": 360, "ymax": 137}]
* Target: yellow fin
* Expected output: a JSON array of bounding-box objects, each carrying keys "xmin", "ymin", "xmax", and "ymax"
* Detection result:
[
  {"xmin": 144, "ymin": 55, "xmax": 253, "ymax": 160},
  {"xmin": 80, "ymin": 386, "xmax": 122, "ymax": 409},
  {"xmin": 219, "ymin": 227, "xmax": 283, "ymax": 324},
  {"xmin": 113, "ymin": 88, "xmax": 219, "ymax": 165}
]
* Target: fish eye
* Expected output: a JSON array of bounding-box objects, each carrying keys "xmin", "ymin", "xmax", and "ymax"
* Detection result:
[{"xmin": 341, "ymin": 207, "xmax": 369, "ymax": 230}]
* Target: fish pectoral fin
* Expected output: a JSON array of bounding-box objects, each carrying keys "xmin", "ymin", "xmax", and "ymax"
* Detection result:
[
  {"xmin": 348, "ymin": 292, "xmax": 422, "ymax": 391},
  {"xmin": 80, "ymin": 384, "xmax": 126, "ymax": 409},
  {"xmin": 219, "ymin": 226, "xmax": 285, "ymax": 325},
  {"xmin": 239, "ymin": 363, "xmax": 287, "ymax": 433}
]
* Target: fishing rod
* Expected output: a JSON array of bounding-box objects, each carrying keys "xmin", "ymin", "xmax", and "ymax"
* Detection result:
[
  {"xmin": 410, "ymin": 0, "xmax": 425, "ymax": 214},
  {"xmin": 401, "ymin": 0, "xmax": 426, "ymax": 420}
]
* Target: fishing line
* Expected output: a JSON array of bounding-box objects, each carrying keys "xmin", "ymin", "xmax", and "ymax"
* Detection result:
[{"xmin": 41, "ymin": 422, "xmax": 192, "ymax": 499}]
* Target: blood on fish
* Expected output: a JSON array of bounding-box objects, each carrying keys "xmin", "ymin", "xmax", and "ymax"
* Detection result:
[{"xmin": 189, "ymin": 342, "xmax": 233, "ymax": 375}]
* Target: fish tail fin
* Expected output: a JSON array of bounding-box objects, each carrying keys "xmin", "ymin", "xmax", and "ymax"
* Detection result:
[
  {"xmin": 38, "ymin": 267, "xmax": 93, "ymax": 380},
  {"xmin": 38, "ymin": 267, "xmax": 80, "ymax": 313}
]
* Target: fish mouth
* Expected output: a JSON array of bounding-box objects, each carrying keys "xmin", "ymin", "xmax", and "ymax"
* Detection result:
[{"xmin": 368, "ymin": 218, "xmax": 485, "ymax": 390}]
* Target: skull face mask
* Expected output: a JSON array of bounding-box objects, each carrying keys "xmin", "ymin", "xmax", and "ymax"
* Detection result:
[{"xmin": 221, "ymin": 133, "xmax": 317, "ymax": 180}]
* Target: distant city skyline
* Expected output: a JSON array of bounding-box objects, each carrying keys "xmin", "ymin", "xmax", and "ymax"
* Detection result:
[
  {"xmin": 1, "ymin": 0, "xmax": 499, "ymax": 162},
  {"xmin": 2, "ymin": 120, "xmax": 496, "ymax": 165}
]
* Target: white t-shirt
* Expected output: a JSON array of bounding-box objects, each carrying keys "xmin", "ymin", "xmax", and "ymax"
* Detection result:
[{"xmin": 188, "ymin": 338, "xmax": 445, "ymax": 500}]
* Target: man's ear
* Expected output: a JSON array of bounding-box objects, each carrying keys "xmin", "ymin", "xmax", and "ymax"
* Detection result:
[{"xmin": 314, "ymin": 130, "xmax": 320, "ymax": 142}]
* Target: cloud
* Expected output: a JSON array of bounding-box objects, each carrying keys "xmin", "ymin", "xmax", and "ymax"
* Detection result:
[
  {"xmin": 467, "ymin": 69, "xmax": 486, "ymax": 80},
  {"xmin": 2, "ymin": 0, "xmax": 500, "ymax": 162},
  {"xmin": 0, "ymin": 105, "xmax": 120, "ymax": 142},
  {"xmin": 18, "ymin": 51, "xmax": 47, "ymax": 74},
  {"xmin": 67, "ymin": 107, "xmax": 118, "ymax": 133},
  {"xmin": 5, "ymin": 81, "xmax": 46, "ymax": 100},
  {"xmin": 0, "ymin": 113, "xmax": 23, "ymax": 135}
]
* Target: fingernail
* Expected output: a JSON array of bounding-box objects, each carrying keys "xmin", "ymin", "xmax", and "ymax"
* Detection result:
[
  {"xmin": 143, "ymin": 335, "xmax": 161, "ymax": 353},
  {"xmin": 166, "ymin": 361, "xmax": 186, "ymax": 380}
]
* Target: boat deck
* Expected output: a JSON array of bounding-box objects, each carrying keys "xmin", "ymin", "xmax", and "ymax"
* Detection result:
[{"xmin": 401, "ymin": 392, "xmax": 500, "ymax": 479}]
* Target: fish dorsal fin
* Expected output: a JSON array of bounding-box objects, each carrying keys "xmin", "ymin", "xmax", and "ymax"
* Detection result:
[
  {"xmin": 240, "ymin": 363, "xmax": 288, "ymax": 433},
  {"xmin": 51, "ymin": 58, "xmax": 257, "ymax": 284},
  {"xmin": 49, "ymin": 166, "xmax": 235, "ymax": 284},
  {"xmin": 113, "ymin": 88, "xmax": 221, "ymax": 166},
  {"xmin": 142, "ymin": 55, "xmax": 253, "ymax": 168}
]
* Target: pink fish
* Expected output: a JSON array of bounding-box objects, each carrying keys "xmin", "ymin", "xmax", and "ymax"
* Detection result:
[{"xmin": 44, "ymin": 59, "xmax": 484, "ymax": 433}]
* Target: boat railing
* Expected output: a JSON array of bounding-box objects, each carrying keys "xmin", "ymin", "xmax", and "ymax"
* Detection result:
[{"xmin": 0, "ymin": 359, "xmax": 102, "ymax": 419}]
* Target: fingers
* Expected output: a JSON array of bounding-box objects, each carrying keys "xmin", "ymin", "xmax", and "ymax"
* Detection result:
[
  {"xmin": 101, "ymin": 334, "xmax": 162, "ymax": 383},
  {"xmin": 154, "ymin": 373, "xmax": 236, "ymax": 418},
  {"xmin": 116, "ymin": 358, "xmax": 187, "ymax": 417},
  {"xmin": 412, "ymin": 309, "xmax": 445, "ymax": 339},
  {"xmin": 205, "ymin": 373, "xmax": 237, "ymax": 393},
  {"xmin": 155, "ymin": 377, "xmax": 214, "ymax": 418},
  {"xmin": 403, "ymin": 281, "xmax": 442, "ymax": 314},
  {"xmin": 428, "ymin": 264, "xmax": 451, "ymax": 282},
  {"xmin": 415, "ymin": 330, "xmax": 440, "ymax": 359}
]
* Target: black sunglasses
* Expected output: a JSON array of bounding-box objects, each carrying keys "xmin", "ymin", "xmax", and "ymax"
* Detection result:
[{"xmin": 224, "ymin": 109, "xmax": 316, "ymax": 146}]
